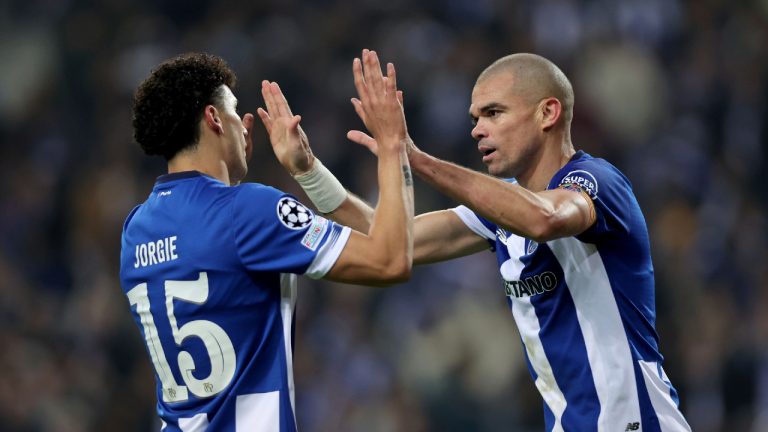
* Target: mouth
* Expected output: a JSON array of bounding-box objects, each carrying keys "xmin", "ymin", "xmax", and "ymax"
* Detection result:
[{"xmin": 478, "ymin": 145, "xmax": 497, "ymax": 163}]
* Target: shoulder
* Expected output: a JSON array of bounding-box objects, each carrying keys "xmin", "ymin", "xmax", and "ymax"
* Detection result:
[
  {"xmin": 231, "ymin": 182, "xmax": 286, "ymax": 207},
  {"xmin": 123, "ymin": 204, "xmax": 141, "ymax": 230},
  {"xmin": 232, "ymin": 183, "xmax": 316, "ymax": 230},
  {"xmin": 122, "ymin": 204, "xmax": 142, "ymax": 233},
  {"xmin": 551, "ymin": 153, "xmax": 631, "ymax": 200}
]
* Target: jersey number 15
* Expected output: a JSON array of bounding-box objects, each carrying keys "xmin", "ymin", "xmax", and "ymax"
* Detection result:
[{"xmin": 127, "ymin": 272, "xmax": 237, "ymax": 402}]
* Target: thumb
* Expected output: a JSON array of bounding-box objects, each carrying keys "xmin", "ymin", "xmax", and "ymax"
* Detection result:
[
  {"xmin": 347, "ymin": 130, "xmax": 378, "ymax": 156},
  {"xmin": 289, "ymin": 114, "xmax": 302, "ymax": 130},
  {"xmin": 243, "ymin": 113, "xmax": 255, "ymax": 160},
  {"xmin": 243, "ymin": 113, "xmax": 255, "ymax": 136}
]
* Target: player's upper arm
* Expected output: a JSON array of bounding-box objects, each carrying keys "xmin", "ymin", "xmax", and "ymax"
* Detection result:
[
  {"xmin": 525, "ymin": 187, "xmax": 596, "ymax": 242},
  {"xmin": 413, "ymin": 210, "xmax": 489, "ymax": 264},
  {"xmin": 322, "ymin": 229, "xmax": 408, "ymax": 286},
  {"xmin": 323, "ymin": 210, "xmax": 486, "ymax": 286}
]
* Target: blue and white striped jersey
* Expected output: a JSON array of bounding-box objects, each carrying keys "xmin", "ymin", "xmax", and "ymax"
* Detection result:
[
  {"xmin": 453, "ymin": 151, "xmax": 691, "ymax": 431},
  {"xmin": 119, "ymin": 171, "xmax": 350, "ymax": 431}
]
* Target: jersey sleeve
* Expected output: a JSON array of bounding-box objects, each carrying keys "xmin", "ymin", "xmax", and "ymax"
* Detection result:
[
  {"xmin": 450, "ymin": 177, "xmax": 523, "ymax": 243},
  {"xmin": 232, "ymin": 184, "xmax": 351, "ymax": 279},
  {"xmin": 551, "ymin": 159, "xmax": 634, "ymax": 242},
  {"xmin": 451, "ymin": 205, "xmax": 497, "ymax": 251}
]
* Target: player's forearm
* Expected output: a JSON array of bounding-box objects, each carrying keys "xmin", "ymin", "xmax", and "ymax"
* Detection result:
[
  {"xmin": 368, "ymin": 145, "xmax": 414, "ymax": 279},
  {"xmin": 324, "ymin": 193, "xmax": 374, "ymax": 233},
  {"xmin": 292, "ymin": 158, "xmax": 375, "ymax": 232},
  {"xmin": 409, "ymin": 150, "xmax": 561, "ymax": 242}
]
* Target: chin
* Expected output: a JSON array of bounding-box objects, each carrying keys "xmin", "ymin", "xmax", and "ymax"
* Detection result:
[{"xmin": 486, "ymin": 165, "xmax": 503, "ymax": 178}]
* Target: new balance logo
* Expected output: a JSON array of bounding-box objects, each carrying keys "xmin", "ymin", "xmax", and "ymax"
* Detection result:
[{"xmin": 625, "ymin": 422, "xmax": 640, "ymax": 431}]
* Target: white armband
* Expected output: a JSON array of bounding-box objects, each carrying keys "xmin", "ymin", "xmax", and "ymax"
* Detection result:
[{"xmin": 293, "ymin": 159, "xmax": 347, "ymax": 213}]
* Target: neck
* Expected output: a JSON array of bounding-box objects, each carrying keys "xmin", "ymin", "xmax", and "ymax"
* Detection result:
[
  {"xmin": 168, "ymin": 141, "xmax": 231, "ymax": 185},
  {"xmin": 516, "ymin": 134, "xmax": 575, "ymax": 192}
]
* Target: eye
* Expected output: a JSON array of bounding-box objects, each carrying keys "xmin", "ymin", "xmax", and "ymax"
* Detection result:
[
  {"xmin": 470, "ymin": 117, "xmax": 478, "ymax": 126},
  {"xmin": 487, "ymin": 109, "xmax": 500, "ymax": 118}
]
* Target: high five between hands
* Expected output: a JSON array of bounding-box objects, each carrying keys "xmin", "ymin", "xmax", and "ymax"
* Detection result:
[{"xmin": 257, "ymin": 49, "xmax": 412, "ymax": 169}]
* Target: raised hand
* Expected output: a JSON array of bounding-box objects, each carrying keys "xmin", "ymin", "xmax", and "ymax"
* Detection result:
[
  {"xmin": 351, "ymin": 50, "xmax": 409, "ymax": 154},
  {"xmin": 256, "ymin": 80, "xmax": 314, "ymax": 176},
  {"xmin": 347, "ymin": 90, "xmax": 418, "ymax": 157}
]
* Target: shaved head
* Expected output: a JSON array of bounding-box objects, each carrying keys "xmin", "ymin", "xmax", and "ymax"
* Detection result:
[{"xmin": 477, "ymin": 53, "xmax": 574, "ymax": 124}]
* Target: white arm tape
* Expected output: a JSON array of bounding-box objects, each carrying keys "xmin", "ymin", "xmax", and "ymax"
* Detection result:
[{"xmin": 293, "ymin": 159, "xmax": 347, "ymax": 213}]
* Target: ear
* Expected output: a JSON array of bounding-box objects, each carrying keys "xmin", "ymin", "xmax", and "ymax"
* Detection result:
[
  {"xmin": 539, "ymin": 97, "xmax": 562, "ymax": 131},
  {"xmin": 203, "ymin": 105, "xmax": 224, "ymax": 135}
]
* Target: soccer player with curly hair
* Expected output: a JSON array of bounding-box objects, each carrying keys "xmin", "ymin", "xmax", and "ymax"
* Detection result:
[{"xmin": 121, "ymin": 51, "xmax": 413, "ymax": 431}]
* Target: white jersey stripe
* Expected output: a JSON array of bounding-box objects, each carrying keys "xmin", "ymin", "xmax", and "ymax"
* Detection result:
[
  {"xmin": 305, "ymin": 225, "xmax": 351, "ymax": 279},
  {"xmin": 235, "ymin": 391, "xmax": 280, "ymax": 431},
  {"xmin": 280, "ymin": 273, "xmax": 298, "ymax": 420},
  {"xmin": 179, "ymin": 413, "xmax": 209, "ymax": 431},
  {"xmin": 638, "ymin": 361, "xmax": 692, "ymax": 431},
  {"xmin": 503, "ymin": 235, "xmax": 567, "ymax": 431},
  {"xmin": 514, "ymin": 300, "xmax": 567, "ymax": 432},
  {"xmin": 452, "ymin": 206, "xmax": 496, "ymax": 240},
  {"xmin": 548, "ymin": 238, "xmax": 642, "ymax": 431}
]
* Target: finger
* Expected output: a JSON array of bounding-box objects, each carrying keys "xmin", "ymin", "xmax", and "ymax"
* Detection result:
[
  {"xmin": 396, "ymin": 90, "xmax": 404, "ymax": 106},
  {"xmin": 261, "ymin": 80, "xmax": 277, "ymax": 116},
  {"xmin": 364, "ymin": 50, "xmax": 384, "ymax": 96},
  {"xmin": 350, "ymin": 98, "xmax": 367, "ymax": 124},
  {"xmin": 256, "ymin": 107, "xmax": 272, "ymax": 134},
  {"xmin": 369, "ymin": 50, "xmax": 384, "ymax": 93},
  {"xmin": 386, "ymin": 62, "xmax": 397, "ymax": 96},
  {"xmin": 352, "ymin": 57, "xmax": 368, "ymax": 102},
  {"xmin": 271, "ymin": 82, "xmax": 294, "ymax": 117},
  {"xmin": 268, "ymin": 82, "xmax": 289, "ymax": 118},
  {"xmin": 346, "ymin": 130, "xmax": 378, "ymax": 155}
]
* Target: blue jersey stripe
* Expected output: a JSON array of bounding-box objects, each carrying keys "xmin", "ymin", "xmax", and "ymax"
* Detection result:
[
  {"xmin": 527, "ymin": 251, "xmax": 601, "ymax": 429},
  {"xmin": 634, "ymin": 361, "xmax": 662, "ymax": 432}
]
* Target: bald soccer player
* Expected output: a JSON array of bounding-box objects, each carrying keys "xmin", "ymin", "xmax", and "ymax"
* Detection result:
[{"xmin": 262, "ymin": 51, "xmax": 691, "ymax": 431}]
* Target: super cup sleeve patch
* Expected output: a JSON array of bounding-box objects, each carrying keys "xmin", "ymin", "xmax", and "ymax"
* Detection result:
[
  {"xmin": 277, "ymin": 197, "xmax": 315, "ymax": 230},
  {"xmin": 558, "ymin": 170, "xmax": 598, "ymax": 200}
]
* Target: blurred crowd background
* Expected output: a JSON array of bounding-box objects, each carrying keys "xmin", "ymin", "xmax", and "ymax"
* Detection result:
[{"xmin": 1, "ymin": 0, "xmax": 767, "ymax": 431}]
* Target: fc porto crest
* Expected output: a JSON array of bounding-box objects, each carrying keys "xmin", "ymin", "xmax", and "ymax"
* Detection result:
[{"xmin": 526, "ymin": 240, "xmax": 538, "ymax": 255}]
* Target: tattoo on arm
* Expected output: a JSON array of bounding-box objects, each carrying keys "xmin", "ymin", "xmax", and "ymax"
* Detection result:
[{"xmin": 402, "ymin": 165, "xmax": 413, "ymax": 187}]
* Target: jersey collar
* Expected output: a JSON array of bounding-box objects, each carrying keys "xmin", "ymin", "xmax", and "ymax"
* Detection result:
[
  {"xmin": 155, "ymin": 170, "xmax": 204, "ymax": 185},
  {"xmin": 569, "ymin": 150, "xmax": 587, "ymax": 162}
]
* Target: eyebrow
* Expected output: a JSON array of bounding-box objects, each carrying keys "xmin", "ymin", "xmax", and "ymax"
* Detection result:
[{"xmin": 468, "ymin": 102, "xmax": 507, "ymax": 119}]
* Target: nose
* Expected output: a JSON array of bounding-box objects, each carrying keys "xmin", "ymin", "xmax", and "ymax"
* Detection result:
[{"xmin": 471, "ymin": 122, "xmax": 486, "ymax": 141}]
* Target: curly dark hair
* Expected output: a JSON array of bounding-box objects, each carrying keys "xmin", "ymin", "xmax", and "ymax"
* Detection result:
[{"xmin": 132, "ymin": 53, "xmax": 237, "ymax": 160}]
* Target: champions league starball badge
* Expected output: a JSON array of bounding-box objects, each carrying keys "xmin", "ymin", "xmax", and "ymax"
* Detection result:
[{"xmin": 277, "ymin": 197, "xmax": 314, "ymax": 230}]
